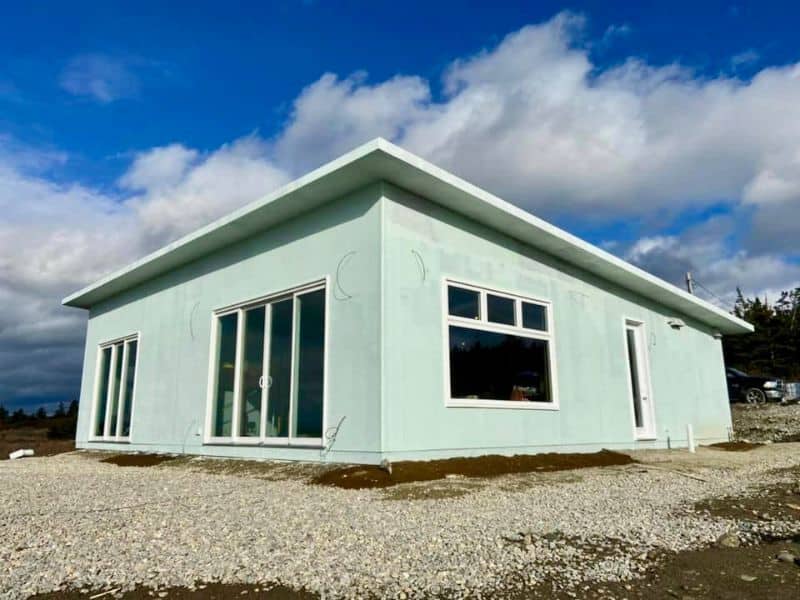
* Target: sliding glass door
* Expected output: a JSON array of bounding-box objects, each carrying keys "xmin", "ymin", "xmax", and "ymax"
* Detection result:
[{"xmin": 207, "ymin": 282, "xmax": 326, "ymax": 446}]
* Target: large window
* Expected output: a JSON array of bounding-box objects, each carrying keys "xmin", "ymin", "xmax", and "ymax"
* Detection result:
[
  {"xmin": 91, "ymin": 334, "xmax": 139, "ymax": 441},
  {"xmin": 445, "ymin": 281, "xmax": 557, "ymax": 408},
  {"xmin": 206, "ymin": 281, "xmax": 327, "ymax": 445}
]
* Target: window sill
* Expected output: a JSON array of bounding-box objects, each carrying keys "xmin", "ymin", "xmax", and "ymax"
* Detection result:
[
  {"xmin": 446, "ymin": 399, "xmax": 559, "ymax": 411},
  {"xmin": 88, "ymin": 438, "xmax": 131, "ymax": 443}
]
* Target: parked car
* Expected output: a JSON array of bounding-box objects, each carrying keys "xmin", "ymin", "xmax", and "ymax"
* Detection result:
[{"xmin": 726, "ymin": 367, "xmax": 784, "ymax": 403}]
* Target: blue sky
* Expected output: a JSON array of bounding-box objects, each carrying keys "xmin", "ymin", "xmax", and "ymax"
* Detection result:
[{"xmin": 2, "ymin": 1, "xmax": 800, "ymax": 411}]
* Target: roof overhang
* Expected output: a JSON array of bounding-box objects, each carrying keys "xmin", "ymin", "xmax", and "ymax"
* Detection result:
[{"xmin": 63, "ymin": 138, "xmax": 753, "ymax": 335}]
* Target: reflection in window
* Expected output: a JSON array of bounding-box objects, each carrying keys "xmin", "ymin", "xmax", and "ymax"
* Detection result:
[
  {"xmin": 295, "ymin": 289, "xmax": 326, "ymax": 438},
  {"xmin": 92, "ymin": 336, "xmax": 139, "ymax": 440},
  {"xmin": 267, "ymin": 299, "xmax": 293, "ymax": 438},
  {"xmin": 449, "ymin": 326, "xmax": 551, "ymax": 402},
  {"xmin": 487, "ymin": 294, "xmax": 515, "ymax": 325},
  {"xmin": 213, "ymin": 313, "xmax": 237, "ymax": 437},
  {"xmin": 94, "ymin": 347, "xmax": 112, "ymax": 436},
  {"xmin": 208, "ymin": 283, "xmax": 327, "ymax": 443},
  {"xmin": 239, "ymin": 307, "xmax": 265, "ymax": 437},
  {"xmin": 120, "ymin": 341, "xmax": 137, "ymax": 437},
  {"xmin": 522, "ymin": 302, "xmax": 547, "ymax": 331},
  {"xmin": 448, "ymin": 287, "xmax": 480, "ymax": 319}
]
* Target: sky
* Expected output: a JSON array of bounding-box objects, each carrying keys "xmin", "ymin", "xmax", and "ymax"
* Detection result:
[{"xmin": 2, "ymin": 1, "xmax": 800, "ymax": 412}]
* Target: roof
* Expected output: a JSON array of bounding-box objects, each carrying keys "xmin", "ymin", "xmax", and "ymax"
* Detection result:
[{"xmin": 63, "ymin": 138, "xmax": 753, "ymax": 334}]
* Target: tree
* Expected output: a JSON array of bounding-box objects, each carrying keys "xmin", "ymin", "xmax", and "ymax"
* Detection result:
[
  {"xmin": 724, "ymin": 286, "xmax": 800, "ymax": 378},
  {"xmin": 0, "ymin": 404, "xmax": 8, "ymax": 423},
  {"xmin": 54, "ymin": 401, "xmax": 67, "ymax": 418},
  {"xmin": 35, "ymin": 407, "xmax": 47, "ymax": 420},
  {"xmin": 67, "ymin": 400, "xmax": 79, "ymax": 417}
]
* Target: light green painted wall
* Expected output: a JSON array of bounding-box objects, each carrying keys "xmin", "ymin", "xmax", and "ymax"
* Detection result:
[
  {"xmin": 75, "ymin": 180, "xmax": 732, "ymax": 464},
  {"xmin": 76, "ymin": 185, "xmax": 384, "ymax": 463},
  {"xmin": 380, "ymin": 184, "xmax": 731, "ymax": 460}
]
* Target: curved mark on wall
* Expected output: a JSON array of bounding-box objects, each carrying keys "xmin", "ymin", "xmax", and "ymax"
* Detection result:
[
  {"xmin": 411, "ymin": 249, "xmax": 427, "ymax": 284},
  {"xmin": 334, "ymin": 251, "xmax": 357, "ymax": 301},
  {"xmin": 188, "ymin": 301, "xmax": 200, "ymax": 341}
]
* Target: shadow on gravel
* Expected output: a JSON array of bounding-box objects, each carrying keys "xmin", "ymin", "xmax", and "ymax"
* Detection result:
[
  {"xmin": 312, "ymin": 450, "xmax": 635, "ymax": 490},
  {"xmin": 100, "ymin": 453, "xmax": 177, "ymax": 467},
  {"xmin": 29, "ymin": 583, "xmax": 317, "ymax": 599}
]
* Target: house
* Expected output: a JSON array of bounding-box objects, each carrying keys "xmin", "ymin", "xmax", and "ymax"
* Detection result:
[{"xmin": 63, "ymin": 139, "xmax": 753, "ymax": 464}]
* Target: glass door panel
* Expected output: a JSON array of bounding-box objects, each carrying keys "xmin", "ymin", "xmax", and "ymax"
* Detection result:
[
  {"xmin": 294, "ymin": 289, "xmax": 325, "ymax": 438},
  {"xmin": 106, "ymin": 344, "xmax": 123, "ymax": 436},
  {"xmin": 238, "ymin": 307, "xmax": 265, "ymax": 437},
  {"xmin": 266, "ymin": 299, "xmax": 293, "ymax": 438},
  {"xmin": 94, "ymin": 347, "xmax": 112, "ymax": 436},
  {"xmin": 212, "ymin": 313, "xmax": 238, "ymax": 437},
  {"xmin": 120, "ymin": 340, "xmax": 137, "ymax": 437}
]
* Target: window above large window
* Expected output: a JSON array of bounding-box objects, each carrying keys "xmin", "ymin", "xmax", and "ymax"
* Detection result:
[
  {"xmin": 206, "ymin": 280, "xmax": 327, "ymax": 446},
  {"xmin": 91, "ymin": 334, "xmax": 139, "ymax": 441},
  {"xmin": 445, "ymin": 281, "xmax": 557, "ymax": 409}
]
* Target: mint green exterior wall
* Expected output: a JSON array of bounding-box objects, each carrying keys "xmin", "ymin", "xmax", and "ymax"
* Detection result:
[
  {"xmin": 76, "ymin": 185, "xmax": 384, "ymax": 463},
  {"xmin": 380, "ymin": 184, "xmax": 731, "ymax": 460},
  {"xmin": 75, "ymin": 180, "xmax": 732, "ymax": 464}
]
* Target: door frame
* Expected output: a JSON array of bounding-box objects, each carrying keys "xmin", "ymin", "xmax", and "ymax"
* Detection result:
[{"xmin": 623, "ymin": 318, "xmax": 656, "ymax": 440}]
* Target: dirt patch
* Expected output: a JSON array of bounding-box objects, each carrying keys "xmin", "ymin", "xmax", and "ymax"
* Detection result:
[
  {"xmin": 28, "ymin": 583, "xmax": 316, "ymax": 599},
  {"xmin": 312, "ymin": 450, "xmax": 635, "ymax": 490},
  {"xmin": 0, "ymin": 426, "xmax": 74, "ymax": 460},
  {"xmin": 707, "ymin": 441, "xmax": 763, "ymax": 452},
  {"xmin": 519, "ymin": 538, "xmax": 800, "ymax": 600},
  {"xmin": 100, "ymin": 453, "xmax": 177, "ymax": 467},
  {"xmin": 696, "ymin": 465, "xmax": 800, "ymax": 523}
]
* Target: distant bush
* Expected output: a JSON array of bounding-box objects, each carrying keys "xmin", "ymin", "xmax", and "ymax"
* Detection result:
[{"xmin": 47, "ymin": 415, "xmax": 77, "ymax": 440}]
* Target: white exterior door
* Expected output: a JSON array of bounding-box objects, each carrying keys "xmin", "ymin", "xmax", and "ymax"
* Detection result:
[{"xmin": 624, "ymin": 320, "xmax": 656, "ymax": 439}]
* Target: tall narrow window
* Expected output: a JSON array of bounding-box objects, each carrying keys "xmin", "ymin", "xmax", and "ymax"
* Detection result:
[
  {"xmin": 94, "ymin": 347, "xmax": 112, "ymax": 437},
  {"xmin": 239, "ymin": 307, "xmax": 265, "ymax": 437},
  {"xmin": 206, "ymin": 281, "xmax": 327, "ymax": 445},
  {"xmin": 212, "ymin": 313, "xmax": 238, "ymax": 437},
  {"xmin": 120, "ymin": 340, "xmax": 137, "ymax": 437},
  {"xmin": 445, "ymin": 281, "xmax": 556, "ymax": 408},
  {"xmin": 267, "ymin": 299, "xmax": 293, "ymax": 438},
  {"xmin": 294, "ymin": 289, "xmax": 326, "ymax": 438},
  {"xmin": 91, "ymin": 335, "xmax": 139, "ymax": 441}
]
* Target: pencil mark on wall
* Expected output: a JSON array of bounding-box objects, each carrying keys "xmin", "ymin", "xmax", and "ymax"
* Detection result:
[
  {"xmin": 321, "ymin": 415, "xmax": 347, "ymax": 459},
  {"xmin": 334, "ymin": 251, "xmax": 357, "ymax": 300},
  {"xmin": 188, "ymin": 301, "xmax": 200, "ymax": 340},
  {"xmin": 411, "ymin": 249, "xmax": 427, "ymax": 283}
]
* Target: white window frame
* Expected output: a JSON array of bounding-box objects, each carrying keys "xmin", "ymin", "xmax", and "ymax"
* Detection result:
[
  {"xmin": 88, "ymin": 332, "xmax": 140, "ymax": 442},
  {"xmin": 442, "ymin": 278, "xmax": 559, "ymax": 410},
  {"xmin": 203, "ymin": 278, "xmax": 329, "ymax": 448}
]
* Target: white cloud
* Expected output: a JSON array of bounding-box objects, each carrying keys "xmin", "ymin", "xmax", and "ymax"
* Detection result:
[
  {"xmin": 59, "ymin": 54, "xmax": 141, "ymax": 103},
  {"xmin": 5, "ymin": 10, "xmax": 800, "ymax": 405},
  {"xmin": 0, "ymin": 136, "xmax": 290, "ymax": 402},
  {"xmin": 273, "ymin": 72, "xmax": 430, "ymax": 173},
  {"xmin": 127, "ymin": 136, "xmax": 290, "ymax": 243}
]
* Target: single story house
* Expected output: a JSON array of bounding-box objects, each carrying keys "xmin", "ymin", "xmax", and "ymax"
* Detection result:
[{"xmin": 64, "ymin": 139, "xmax": 753, "ymax": 464}]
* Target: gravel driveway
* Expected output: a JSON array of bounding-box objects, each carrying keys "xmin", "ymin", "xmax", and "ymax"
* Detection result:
[{"xmin": 2, "ymin": 445, "xmax": 800, "ymax": 599}]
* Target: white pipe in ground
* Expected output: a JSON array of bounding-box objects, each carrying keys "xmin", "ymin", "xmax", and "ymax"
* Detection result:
[
  {"xmin": 8, "ymin": 449, "xmax": 34, "ymax": 460},
  {"xmin": 686, "ymin": 424, "xmax": 696, "ymax": 453}
]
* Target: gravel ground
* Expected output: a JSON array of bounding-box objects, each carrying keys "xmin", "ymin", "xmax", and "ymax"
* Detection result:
[
  {"xmin": 732, "ymin": 403, "xmax": 800, "ymax": 442},
  {"xmin": 2, "ymin": 445, "xmax": 800, "ymax": 599}
]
